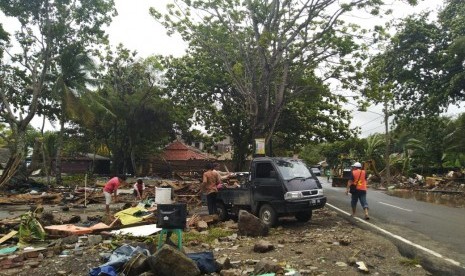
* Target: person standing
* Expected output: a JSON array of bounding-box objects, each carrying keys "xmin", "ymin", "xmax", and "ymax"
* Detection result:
[
  {"xmin": 103, "ymin": 175, "xmax": 127, "ymax": 215},
  {"xmin": 202, "ymin": 163, "xmax": 221, "ymax": 215},
  {"xmin": 345, "ymin": 162, "xmax": 369, "ymax": 220},
  {"xmin": 325, "ymin": 168, "xmax": 331, "ymax": 182},
  {"xmin": 133, "ymin": 178, "xmax": 145, "ymax": 201}
]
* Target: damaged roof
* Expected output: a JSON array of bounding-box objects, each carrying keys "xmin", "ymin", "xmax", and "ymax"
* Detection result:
[{"xmin": 162, "ymin": 140, "xmax": 213, "ymax": 161}]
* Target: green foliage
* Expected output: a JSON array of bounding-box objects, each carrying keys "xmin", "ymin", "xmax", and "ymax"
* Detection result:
[
  {"xmin": 299, "ymin": 144, "xmax": 325, "ymax": 166},
  {"xmin": 91, "ymin": 46, "xmax": 177, "ymax": 174},
  {"xmin": 363, "ymin": 0, "xmax": 465, "ymax": 120},
  {"xmin": 319, "ymin": 139, "xmax": 365, "ymax": 168},
  {"xmin": 0, "ymin": 0, "xmax": 116, "ymax": 186},
  {"xmin": 400, "ymin": 257, "xmax": 421, "ymax": 267},
  {"xmin": 442, "ymin": 113, "xmax": 465, "ymax": 168},
  {"xmin": 18, "ymin": 210, "xmax": 46, "ymax": 243},
  {"xmin": 162, "ymin": 53, "xmax": 252, "ymax": 170},
  {"xmin": 273, "ymin": 72, "xmax": 353, "ymax": 154}
]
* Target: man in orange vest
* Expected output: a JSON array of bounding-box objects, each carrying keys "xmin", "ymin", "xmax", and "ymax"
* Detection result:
[{"xmin": 345, "ymin": 162, "xmax": 369, "ymax": 220}]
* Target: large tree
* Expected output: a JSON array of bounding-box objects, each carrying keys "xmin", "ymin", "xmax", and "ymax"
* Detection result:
[
  {"xmin": 93, "ymin": 46, "xmax": 178, "ymax": 175},
  {"xmin": 163, "ymin": 53, "xmax": 252, "ymax": 170},
  {"xmin": 152, "ymin": 0, "xmax": 418, "ymax": 155},
  {"xmin": 364, "ymin": 0, "xmax": 465, "ymax": 121},
  {"xmin": 0, "ymin": 0, "xmax": 116, "ymax": 187}
]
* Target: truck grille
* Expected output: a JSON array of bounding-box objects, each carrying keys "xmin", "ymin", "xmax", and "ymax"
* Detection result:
[{"xmin": 301, "ymin": 190, "xmax": 319, "ymax": 197}]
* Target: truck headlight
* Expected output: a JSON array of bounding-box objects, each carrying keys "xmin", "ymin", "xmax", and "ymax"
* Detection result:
[
  {"xmin": 285, "ymin": 191, "xmax": 303, "ymax": 200},
  {"xmin": 318, "ymin": 189, "xmax": 324, "ymax": 195}
]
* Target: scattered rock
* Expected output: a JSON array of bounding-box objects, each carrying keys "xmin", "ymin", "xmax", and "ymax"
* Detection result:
[
  {"xmin": 253, "ymin": 259, "xmax": 283, "ymax": 275},
  {"xmin": 238, "ymin": 210, "xmax": 269, "ymax": 237},
  {"xmin": 339, "ymin": 237, "xmax": 351, "ymax": 246},
  {"xmin": 253, "ymin": 240, "xmax": 275, "ymax": 253},
  {"xmin": 347, "ymin": 257, "xmax": 357, "ymax": 265},
  {"xmin": 87, "ymin": 235, "xmax": 103, "ymax": 246},
  {"xmin": 335, "ymin": 261, "xmax": 347, "ymax": 267},
  {"xmin": 66, "ymin": 215, "xmax": 81, "ymax": 224},
  {"xmin": 356, "ymin": 261, "xmax": 369, "ymax": 273},
  {"xmin": 220, "ymin": 268, "xmax": 243, "ymax": 276},
  {"xmin": 61, "ymin": 235, "xmax": 78, "ymax": 244},
  {"xmin": 216, "ymin": 256, "xmax": 232, "ymax": 270},
  {"xmin": 147, "ymin": 244, "xmax": 200, "ymax": 276},
  {"xmin": 122, "ymin": 253, "xmax": 150, "ymax": 275},
  {"xmin": 196, "ymin": 220, "xmax": 208, "ymax": 231}
]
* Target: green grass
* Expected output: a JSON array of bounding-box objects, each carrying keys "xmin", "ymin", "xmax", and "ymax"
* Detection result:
[
  {"xmin": 400, "ymin": 257, "xmax": 421, "ymax": 267},
  {"xmin": 182, "ymin": 227, "xmax": 234, "ymax": 244}
]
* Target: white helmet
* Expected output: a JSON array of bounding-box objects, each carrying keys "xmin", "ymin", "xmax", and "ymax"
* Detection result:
[{"xmin": 353, "ymin": 162, "xmax": 362, "ymax": 168}]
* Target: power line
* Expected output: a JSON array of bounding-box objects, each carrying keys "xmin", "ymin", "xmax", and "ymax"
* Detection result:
[
  {"xmin": 346, "ymin": 102, "xmax": 383, "ymax": 115},
  {"xmin": 361, "ymin": 124, "xmax": 385, "ymax": 134},
  {"xmin": 358, "ymin": 115, "xmax": 384, "ymax": 127}
]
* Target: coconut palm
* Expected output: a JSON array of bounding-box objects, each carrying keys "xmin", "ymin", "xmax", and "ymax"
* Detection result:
[
  {"xmin": 442, "ymin": 113, "xmax": 465, "ymax": 167},
  {"xmin": 50, "ymin": 43, "xmax": 98, "ymax": 185}
]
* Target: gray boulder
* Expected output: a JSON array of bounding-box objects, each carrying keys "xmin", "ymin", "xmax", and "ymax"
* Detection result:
[
  {"xmin": 238, "ymin": 210, "xmax": 269, "ymax": 237},
  {"xmin": 147, "ymin": 245, "xmax": 200, "ymax": 276}
]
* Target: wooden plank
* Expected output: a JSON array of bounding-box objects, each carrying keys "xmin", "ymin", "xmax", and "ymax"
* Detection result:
[{"xmin": 0, "ymin": 230, "xmax": 18, "ymax": 244}]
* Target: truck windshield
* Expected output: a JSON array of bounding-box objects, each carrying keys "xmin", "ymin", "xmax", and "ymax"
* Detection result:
[{"xmin": 275, "ymin": 160, "xmax": 312, "ymax": 180}]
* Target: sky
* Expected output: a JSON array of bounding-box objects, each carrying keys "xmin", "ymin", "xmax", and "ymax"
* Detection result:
[{"xmin": 5, "ymin": 0, "xmax": 460, "ymax": 136}]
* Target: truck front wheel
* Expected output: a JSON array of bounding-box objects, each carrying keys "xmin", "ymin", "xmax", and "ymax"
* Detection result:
[
  {"xmin": 216, "ymin": 202, "xmax": 228, "ymax": 221},
  {"xmin": 295, "ymin": 211, "xmax": 312, "ymax": 222},
  {"xmin": 259, "ymin": 204, "xmax": 277, "ymax": 226}
]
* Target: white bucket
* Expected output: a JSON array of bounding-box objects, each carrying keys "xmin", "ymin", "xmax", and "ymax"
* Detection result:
[{"xmin": 155, "ymin": 187, "xmax": 172, "ymax": 204}]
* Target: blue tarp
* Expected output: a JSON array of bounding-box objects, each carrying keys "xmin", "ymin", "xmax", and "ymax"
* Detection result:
[
  {"xmin": 89, "ymin": 244, "xmax": 150, "ymax": 276},
  {"xmin": 186, "ymin": 251, "xmax": 218, "ymax": 274}
]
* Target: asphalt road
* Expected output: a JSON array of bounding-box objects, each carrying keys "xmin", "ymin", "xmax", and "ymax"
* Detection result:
[{"xmin": 320, "ymin": 177, "xmax": 465, "ymax": 268}]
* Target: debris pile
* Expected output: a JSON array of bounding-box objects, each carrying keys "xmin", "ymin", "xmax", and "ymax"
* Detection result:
[{"xmin": 370, "ymin": 171, "xmax": 465, "ymax": 195}]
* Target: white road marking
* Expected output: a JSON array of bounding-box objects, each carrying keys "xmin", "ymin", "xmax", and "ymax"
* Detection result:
[
  {"xmin": 378, "ymin": 202, "xmax": 412, "ymax": 212},
  {"xmin": 326, "ymin": 203, "xmax": 463, "ymax": 268}
]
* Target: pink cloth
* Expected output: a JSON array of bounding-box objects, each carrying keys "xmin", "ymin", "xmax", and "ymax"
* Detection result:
[{"xmin": 103, "ymin": 177, "xmax": 120, "ymax": 193}]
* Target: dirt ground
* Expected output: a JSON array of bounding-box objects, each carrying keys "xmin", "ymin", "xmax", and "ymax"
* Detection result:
[{"xmin": 0, "ymin": 205, "xmax": 431, "ymax": 276}]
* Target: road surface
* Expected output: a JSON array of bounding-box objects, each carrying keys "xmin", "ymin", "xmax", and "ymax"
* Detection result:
[{"xmin": 320, "ymin": 177, "xmax": 465, "ymax": 267}]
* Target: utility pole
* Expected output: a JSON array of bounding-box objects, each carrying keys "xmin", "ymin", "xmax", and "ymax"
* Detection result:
[{"xmin": 384, "ymin": 98, "xmax": 391, "ymax": 187}]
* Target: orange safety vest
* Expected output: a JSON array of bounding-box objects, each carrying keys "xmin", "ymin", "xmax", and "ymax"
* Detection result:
[{"xmin": 352, "ymin": 169, "xmax": 367, "ymax": 191}]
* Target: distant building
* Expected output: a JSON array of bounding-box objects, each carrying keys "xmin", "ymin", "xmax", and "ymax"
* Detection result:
[
  {"xmin": 213, "ymin": 137, "xmax": 232, "ymax": 154},
  {"xmin": 51, "ymin": 153, "xmax": 111, "ymax": 175},
  {"xmin": 163, "ymin": 140, "xmax": 214, "ymax": 161}
]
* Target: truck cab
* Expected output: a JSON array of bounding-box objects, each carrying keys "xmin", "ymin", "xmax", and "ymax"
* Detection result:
[{"xmin": 216, "ymin": 157, "xmax": 327, "ymax": 226}]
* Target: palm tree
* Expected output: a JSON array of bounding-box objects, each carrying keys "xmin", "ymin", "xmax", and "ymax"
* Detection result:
[
  {"xmin": 363, "ymin": 134, "xmax": 385, "ymax": 177},
  {"xmin": 51, "ymin": 43, "xmax": 97, "ymax": 185},
  {"xmin": 442, "ymin": 113, "xmax": 465, "ymax": 167}
]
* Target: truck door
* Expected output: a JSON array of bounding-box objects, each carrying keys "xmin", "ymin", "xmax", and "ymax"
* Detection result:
[{"xmin": 251, "ymin": 161, "xmax": 284, "ymax": 208}]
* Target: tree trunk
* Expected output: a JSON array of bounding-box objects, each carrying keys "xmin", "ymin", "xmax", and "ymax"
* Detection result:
[
  {"xmin": 384, "ymin": 99, "xmax": 390, "ymax": 188},
  {"xmin": 233, "ymin": 144, "xmax": 249, "ymax": 171},
  {"xmin": 40, "ymin": 116, "xmax": 51, "ymax": 185},
  {"xmin": 55, "ymin": 119, "xmax": 65, "ymax": 186},
  {"xmin": 129, "ymin": 137, "xmax": 137, "ymax": 176},
  {"xmin": 27, "ymin": 138, "xmax": 42, "ymax": 174}
]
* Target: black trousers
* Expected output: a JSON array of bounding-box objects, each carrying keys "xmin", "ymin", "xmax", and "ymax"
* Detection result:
[{"xmin": 206, "ymin": 192, "xmax": 217, "ymax": 215}]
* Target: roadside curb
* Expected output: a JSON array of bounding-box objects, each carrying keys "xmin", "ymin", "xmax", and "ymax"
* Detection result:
[{"xmin": 326, "ymin": 203, "xmax": 465, "ymax": 276}]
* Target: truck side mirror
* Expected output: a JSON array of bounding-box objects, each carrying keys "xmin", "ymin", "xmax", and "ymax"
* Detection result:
[{"xmin": 269, "ymin": 171, "xmax": 278, "ymax": 178}]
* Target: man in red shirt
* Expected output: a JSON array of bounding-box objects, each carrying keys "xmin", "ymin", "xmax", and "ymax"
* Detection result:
[{"xmin": 103, "ymin": 175, "xmax": 127, "ymax": 215}]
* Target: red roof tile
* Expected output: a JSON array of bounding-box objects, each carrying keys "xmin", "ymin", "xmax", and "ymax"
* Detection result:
[{"xmin": 162, "ymin": 140, "xmax": 210, "ymax": 161}]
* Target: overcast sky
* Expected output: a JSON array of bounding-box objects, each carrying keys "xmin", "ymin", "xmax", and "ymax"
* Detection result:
[{"xmin": 6, "ymin": 0, "xmax": 460, "ymax": 136}]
